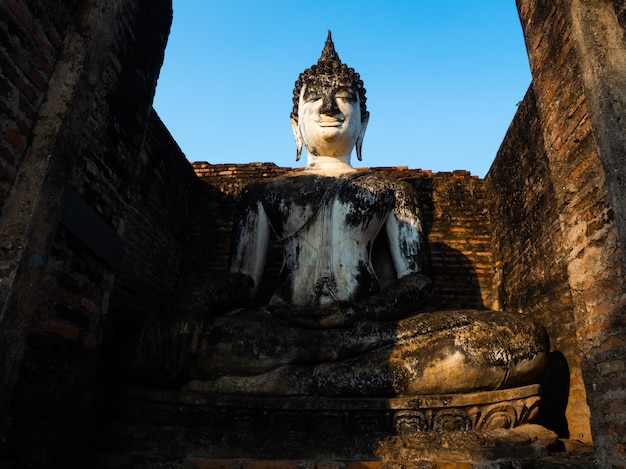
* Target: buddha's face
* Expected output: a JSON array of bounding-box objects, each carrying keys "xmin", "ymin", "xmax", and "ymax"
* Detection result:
[{"xmin": 296, "ymin": 80, "xmax": 363, "ymax": 158}]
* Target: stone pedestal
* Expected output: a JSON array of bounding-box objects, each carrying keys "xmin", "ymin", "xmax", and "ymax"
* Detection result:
[{"xmin": 89, "ymin": 384, "xmax": 559, "ymax": 467}]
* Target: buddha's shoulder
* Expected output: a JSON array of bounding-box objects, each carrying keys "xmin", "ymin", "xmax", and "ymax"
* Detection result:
[
  {"xmin": 237, "ymin": 170, "xmax": 416, "ymax": 198},
  {"xmin": 350, "ymin": 171, "xmax": 418, "ymax": 193},
  {"xmin": 236, "ymin": 172, "xmax": 335, "ymax": 202}
]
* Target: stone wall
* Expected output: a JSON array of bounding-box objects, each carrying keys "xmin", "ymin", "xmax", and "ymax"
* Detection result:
[
  {"xmin": 486, "ymin": 87, "xmax": 588, "ymax": 441},
  {"xmin": 100, "ymin": 113, "xmax": 198, "ymax": 391},
  {"xmin": 0, "ymin": 0, "xmax": 196, "ymax": 466},
  {"xmin": 0, "ymin": 0, "xmax": 70, "ymax": 211},
  {"xmin": 192, "ymin": 163, "xmax": 496, "ymax": 312}
]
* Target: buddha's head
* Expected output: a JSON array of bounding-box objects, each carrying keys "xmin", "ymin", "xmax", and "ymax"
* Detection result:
[{"xmin": 291, "ymin": 31, "xmax": 369, "ymax": 163}]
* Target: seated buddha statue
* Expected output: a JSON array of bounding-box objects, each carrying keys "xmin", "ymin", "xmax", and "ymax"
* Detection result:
[{"xmin": 138, "ymin": 32, "xmax": 549, "ymax": 397}]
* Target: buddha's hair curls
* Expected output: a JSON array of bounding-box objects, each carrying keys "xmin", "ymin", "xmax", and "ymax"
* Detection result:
[{"xmin": 291, "ymin": 31, "xmax": 367, "ymax": 122}]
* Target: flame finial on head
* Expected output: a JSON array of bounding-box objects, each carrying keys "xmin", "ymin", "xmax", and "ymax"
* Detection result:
[{"xmin": 319, "ymin": 30, "xmax": 340, "ymax": 64}]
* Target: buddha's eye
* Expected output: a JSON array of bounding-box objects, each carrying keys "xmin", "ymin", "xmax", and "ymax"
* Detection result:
[
  {"xmin": 304, "ymin": 91, "xmax": 321, "ymax": 102},
  {"xmin": 335, "ymin": 89, "xmax": 356, "ymax": 102}
]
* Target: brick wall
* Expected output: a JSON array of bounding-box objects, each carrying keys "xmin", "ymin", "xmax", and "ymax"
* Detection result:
[
  {"xmin": 192, "ymin": 163, "xmax": 495, "ymax": 311},
  {"xmin": 486, "ymin": 0, "xmax": 626, "ymax": 464},
  {"xmin": 486, "ymin": 86, "xmax": 589, "ymax": 440},
  {"xmin": 0, "ymin": 0, "xmax": 184, "ymax": 466},
  {"xmin": 0, "ymin": 1, "xmax": 88, "ymax": 464},
  {"xmin": 0, "ymin": 0, "xmax": 70, "ymax": 210},
  {"xmin": 99, "ymin": 113, "xmax": 197, "ymax": 391},
  {"xmin": 424, "ymin": 171, "xmax": 496, "ymax": 311},
  {"xmin": 107, "ymin": 115, "xmax": 197, "ymax": 329}
]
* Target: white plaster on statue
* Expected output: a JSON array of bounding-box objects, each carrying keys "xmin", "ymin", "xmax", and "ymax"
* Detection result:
[
  {"xmin": 290, "ymin": 82, "xmax": 368, "ymax": 171},
  {"xmin": 228, "ymin": 199, "xmax": 270, "ymax": 298}
]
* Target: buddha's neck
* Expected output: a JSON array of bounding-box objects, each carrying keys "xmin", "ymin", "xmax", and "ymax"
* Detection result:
[{"xmin": 305, "ymin": 155, "xmax": 356, "ymax": 174}]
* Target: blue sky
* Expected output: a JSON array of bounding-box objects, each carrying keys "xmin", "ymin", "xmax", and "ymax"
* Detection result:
[{"xmin": 153, "ymin": 2, "xmax": 531, "ymax": 178}]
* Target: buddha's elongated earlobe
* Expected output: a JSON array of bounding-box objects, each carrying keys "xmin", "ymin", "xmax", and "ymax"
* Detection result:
[
  {"xmin": 291, "ymin": 117, "xmax": 303, "ymax": 161},
  {"xmin": 356, "ymin": 112, "xmax": 369, "ymax": 161}
]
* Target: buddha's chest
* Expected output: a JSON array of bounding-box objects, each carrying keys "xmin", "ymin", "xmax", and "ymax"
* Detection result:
[{"xmin": 261, "ymin": 175, "xmax": 395, "ymax": 240}]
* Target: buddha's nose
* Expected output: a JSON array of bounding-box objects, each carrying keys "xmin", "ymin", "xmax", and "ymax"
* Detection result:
[{"xmin": 320, "ymin": 94, "xmax": 340, "ymax": 115}]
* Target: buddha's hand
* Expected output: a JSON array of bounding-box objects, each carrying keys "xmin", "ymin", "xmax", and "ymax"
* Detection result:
[
  {"xmin": 268, "ymin": 301, "xmax": 362, "ymax": 329},
  {"xmin": 137, "ymin": 301, "xmax": 209, "ymax": 382},
  {"xmin": 136, "ymin": 273, "xmax": 254, "ymax": 381}
]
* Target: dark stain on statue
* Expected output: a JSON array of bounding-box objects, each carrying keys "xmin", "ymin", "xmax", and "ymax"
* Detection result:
[
  {"xmin": 272, "ymin": 268, "xmax": 295, "ymax": 305},
  {"xmin": 354, "ymin": 261, "xmax": 381, "ymax": 300},
  {"xmin": 337, "ymin": 176, "xmax": 394, "ymax": 229},
  {"xmin": 260, "ymin": 176, "xmax": 338, "ymax": 232}
]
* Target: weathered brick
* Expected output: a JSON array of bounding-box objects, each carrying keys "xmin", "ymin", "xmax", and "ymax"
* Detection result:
[
  {"xmin": 4, "ymin": 0, "xmax": 34, "ymax": 33},
  {"xmin": 344, "ymin": 462, "xmax": 382, "ymax": 469},
  {"xmin": 603, "ymin": 399, "xmax": 625, "ymax": 415},
  {"xmin": 4, "ymin": 127, "xmax": 26, "ymax": 153}
]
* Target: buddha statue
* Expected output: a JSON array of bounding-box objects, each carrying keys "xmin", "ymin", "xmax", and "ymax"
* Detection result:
[{"xmin": 138, "ymin": 32, "xmax": 549, "ymax": 397}]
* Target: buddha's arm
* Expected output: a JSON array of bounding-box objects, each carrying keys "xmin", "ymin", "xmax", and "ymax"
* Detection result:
[
  {"xmin": 228, "ymin": 187, "xmax": 271, "ymax": 301},
  {"xmin": 359, "ymin": 272, "xmax": 432, "ymax": 321},
  {"xmin": 178, "ymin": 187, "xmax": 271, "ymax": 312},
  {"xmin": 136, "ymin": 190, "xmax": 269, "ymax": 380},
  {"xmin": 359, "ymin": 182, "xmax": 433, "ymax": 321},
  {"xmin": 157, "ymin": 187, "xmax": 270, "ymax": 316}
]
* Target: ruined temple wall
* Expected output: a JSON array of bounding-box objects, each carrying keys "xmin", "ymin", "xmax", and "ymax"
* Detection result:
[
  {"xmin": 0, "ymin": 1, "xmax": 188, "ymax": 466},
  {"xmin": 525, "ymin": 1, "xmax": 626, "ymax": 463},
  {"xmin": 192, "ymin": 163, "xmax": 496, "ymax": 311},
  {"xmin": 486, "ymin": 87, "xmax": 589, "ymax": 441},
  {"xmin": 485, "ymin": 0, "xmax": 626, "ymax": 464},
  {"xmin": 0, "ymin": 0, "xmax": 71, "ymax": 212},
  {"xmin": 107, "ymin": 114, "xmax": 197, "ymax": 328},
  {"xmin": 102, "ymin": 112, "xmax": 197, "ymax": 378},
  {"xmin": 0, "ymin": 0, "xmax": 79, "ymax": 401},
  {"xmin": 0, "ymin": 2, "xmax": 94, "ymax": 462}
]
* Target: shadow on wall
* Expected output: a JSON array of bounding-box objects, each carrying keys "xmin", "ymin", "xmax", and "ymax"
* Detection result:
[
  {"xmin": 372, "ymin": 234, "xmax": 485, "ymax": 311},
  {"xmin": 427, "ymin": 242, "xmax": 485, "ymax": 311},
  {"xmin": 407, "ymin": 174, "xmax": 490, "ymax": 311}
]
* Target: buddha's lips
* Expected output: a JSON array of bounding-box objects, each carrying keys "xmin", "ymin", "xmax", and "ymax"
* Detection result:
[{"xmin": 317, "ymin": 117, "xmax": 344, "ymax": 127}]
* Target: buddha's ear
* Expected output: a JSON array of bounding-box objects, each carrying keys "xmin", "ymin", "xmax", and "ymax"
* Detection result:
[
  {"xmin": 356, "ymin": 112, "xmax": 369, "ymax": 161},
  {"xmin": 291, "ymin": 117, "xmax": 303, "ymax": 161}
]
